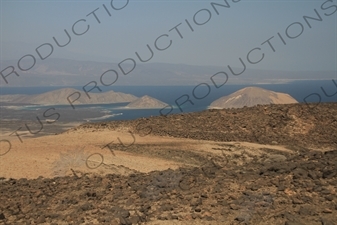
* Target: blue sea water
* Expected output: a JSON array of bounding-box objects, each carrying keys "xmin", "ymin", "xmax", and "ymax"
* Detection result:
[{"xmin": 1, "ymin": 80, "xmax": 336, "ymax": 122}]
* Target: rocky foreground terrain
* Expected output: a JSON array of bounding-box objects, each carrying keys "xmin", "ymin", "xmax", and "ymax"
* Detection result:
[{"xmin": 0, "ymin": 103, "xmax": 336, "ymax": 225}]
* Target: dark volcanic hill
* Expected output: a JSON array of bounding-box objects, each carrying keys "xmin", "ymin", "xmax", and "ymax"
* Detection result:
[
  {"xmin": 1, "ymin": 88, "xmax": 138, "ymax": 105},
  {"xmin": 126, "ymin": 95, "xmax": 168, "ymax": 109},
  {"xmin": 78, "ymin": 103, "xmax": 337, "ymax": 150},
  {"xmin": 209, "ymin": 87, "xmax": 298, "ymax": 109}
]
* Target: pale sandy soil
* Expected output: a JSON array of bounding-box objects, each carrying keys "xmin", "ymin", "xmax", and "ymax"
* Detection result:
[
  {"xmin": 0, "ymin": 122, "xmax": 83, "ymax": 140},
  {"xmin": 0, "ymin": 127, "xmax": 293, "ymax": 180},
  {"xmin": 1, "ymin": 126, "xmax": 334, "ymax": 225}
]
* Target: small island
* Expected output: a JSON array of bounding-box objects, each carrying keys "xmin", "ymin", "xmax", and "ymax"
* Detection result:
[
  {"xmin": 0, "ymin": 88, "xmax": 138, "ymax": 106},
  {"xmin": 125, "ymin": 95, "xmax": 168, "ymax": 109},
  {"xmin": 209, "ymin": 87, "xmax": 298, "ymax": 109}
]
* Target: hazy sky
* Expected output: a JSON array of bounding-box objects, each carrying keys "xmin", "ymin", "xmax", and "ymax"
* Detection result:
[{"xmin": 1, "ymin": 0, "xmax": 336, "ymax": 72}]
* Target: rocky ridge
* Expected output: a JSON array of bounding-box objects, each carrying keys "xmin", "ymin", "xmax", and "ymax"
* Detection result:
[{"xmin": 77, "ymin": 103, "xmax": 337, "ymax": 150}]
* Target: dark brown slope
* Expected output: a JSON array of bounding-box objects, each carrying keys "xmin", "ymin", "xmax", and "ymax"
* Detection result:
[
  {"xmin": 1, "ymin": 148, "xmax": 337, "ymax": 224},
  {"xmin": 77, "ymin": 102, "xmax": 337, "ymax": 150}
]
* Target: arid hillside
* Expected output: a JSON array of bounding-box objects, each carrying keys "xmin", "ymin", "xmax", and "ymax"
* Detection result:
[
  {"xmin": 76, "ymin": 102, "xmax": 337, "ymax": 150},
  {"xmin": 0, "ymin": 102, "xmax": 336, "ymax": 225}
]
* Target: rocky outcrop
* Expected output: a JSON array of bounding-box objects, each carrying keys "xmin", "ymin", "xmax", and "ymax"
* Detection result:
[
  {"xmin": 78, "ymin": 103, "xmax": 337, "ymax": 150},
  {"xmin": 1, "ymin": 148, "xmax": 336, "ymax": 224}
]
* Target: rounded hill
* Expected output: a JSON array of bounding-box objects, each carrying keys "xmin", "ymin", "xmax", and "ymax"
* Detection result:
[
  {"xmin": 209, "ymin": 87, "xmax": 298, "ymax": 109},
  {"xmin": 126, "ymin": 95, "xmax": 168, "ymax": 109}
]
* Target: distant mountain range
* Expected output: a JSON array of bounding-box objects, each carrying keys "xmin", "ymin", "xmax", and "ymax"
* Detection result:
[
  {"xmin": 209, "ymin": 87, "xmax": 298, "ymax": 109},
  {"xmin": 0, "ymin": 58, "xmax": 335, "ymax": 87}
]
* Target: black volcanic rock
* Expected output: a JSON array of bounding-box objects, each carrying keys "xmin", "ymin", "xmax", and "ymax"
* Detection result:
[
  {"xmin": 76, "ymin": 103, "xmax": 337, "ymax": 150},
  {"xmin": 1, "ymin": 148, "xmax": 337, "ymax": 224}
]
